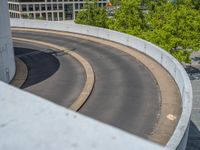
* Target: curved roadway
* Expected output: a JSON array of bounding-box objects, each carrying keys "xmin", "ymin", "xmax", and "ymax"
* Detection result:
[
  {"xmin": 14, "ymin": 41, "xmax": 85, "ymax": 107},
  {"xmin": 13, "ymin": 31, "xmax": 160, "ymax": 140}
]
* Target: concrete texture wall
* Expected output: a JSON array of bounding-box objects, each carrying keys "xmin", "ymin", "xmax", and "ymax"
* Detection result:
[
  {"xmin": 0, "ymin": 81, "xmax": 163, "ymax": 150},
  {"xmin": 0, "ymin": 0, "xmax": 15, "ymax": 82}
]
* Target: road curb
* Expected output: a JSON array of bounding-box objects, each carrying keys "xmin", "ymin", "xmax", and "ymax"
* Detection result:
[
  {"xmin": 12, "ymin": 28, "xmax": 181, "ymax": 145},
  {"xmin": 13, "ymin": 37, "xmax": 95, "ymax": 112},
  {"xmin": 10, "ymin": 57, "xmax": 28, "ymax": 88}
]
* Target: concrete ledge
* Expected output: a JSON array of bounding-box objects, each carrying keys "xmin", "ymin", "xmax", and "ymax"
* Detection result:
[
  {"xmin": 13, "ymin": 37, "xmax": 95, "ymax": 111},
  {"xmin": 0, "ymin": 81, "xmax": 163, "ymax": 150},
  {"xmin": 9, "ymin": 19, "xmax": 193, "ymax": 149}
]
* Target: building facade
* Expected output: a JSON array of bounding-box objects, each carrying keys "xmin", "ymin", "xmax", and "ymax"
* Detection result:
[{"xmin": 8, "ymin": 0, "xmax": 108, "ymax": 21}]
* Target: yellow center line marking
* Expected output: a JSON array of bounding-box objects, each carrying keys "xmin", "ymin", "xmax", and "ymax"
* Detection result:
[{"xmin": 13, "ymin": 37, "xmax": 95, "ymax": 112}]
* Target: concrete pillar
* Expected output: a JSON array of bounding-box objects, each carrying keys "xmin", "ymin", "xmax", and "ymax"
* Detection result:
[{"xmin": 0, "ymin": 0, "xmax": 15, "ymax": 82}]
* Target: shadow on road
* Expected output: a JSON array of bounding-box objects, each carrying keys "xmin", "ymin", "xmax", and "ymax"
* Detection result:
[
  {"xmin": 14, "ymin": 47, "xmax": 60, "ymax": 88},
  {"xmin": 187, "ymin": 121, "xmax": 200, "ymax": 150}
]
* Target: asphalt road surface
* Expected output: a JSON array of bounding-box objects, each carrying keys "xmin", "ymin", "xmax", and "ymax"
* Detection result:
[
  {"xmin": 14, "ymin": 42, "xmax": 85, "ymax": 107},
  {"xmin": 13, "ymin": 31, "xmax": 160, "ymax": 140}
]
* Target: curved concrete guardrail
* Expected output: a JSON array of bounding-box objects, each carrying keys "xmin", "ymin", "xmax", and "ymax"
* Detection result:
[
  {"xmin": 0, "ymin": 0, "xmax": 15, "ymax": 82},
  {"xmin": 9, "ymin": 19, "xmax": 192, "ymax": 149}
]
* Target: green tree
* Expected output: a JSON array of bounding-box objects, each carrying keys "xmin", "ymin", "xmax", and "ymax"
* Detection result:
[
  {"xmin": 108, "ymin": 0, "xmax": 146, "ymax": 36},
  {"xmin": 110, "ymin": 0, "xmax": 121, "ymax": 6},
  {"xmin": 184, "ymin": 0, "xmax": 200, "ymax": 9},
  {"xmin": 191, "ymin": 0, "xmax": 200, "ymax": 9},
  {"xmin": 75, "ymin": 0, "xmax": 108, "ymax": 28},
  {"xmin": 141, "ymin": 2, "xmax": 200, "ymax": 62},
  {"xmin": 75, "ymin": 0, "xmax": 200, "ymax": 63}
]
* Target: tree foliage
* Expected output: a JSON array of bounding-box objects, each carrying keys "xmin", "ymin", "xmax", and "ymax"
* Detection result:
[
  {"xmin": 75, "ymin": 0, "xmax": 200, "ymax": 63},
  {"xmin": 75, "ymin": 0, "xmax": 108, "ymax": 28},
  {"xmin": 108, "ymin": 0, "xmax": 145, "ymax": 36},
  {"xmin": 141, "ymin": 2, "xmax": 200, "ymax": 62},
  {"xmin": 110, "ymin": 0, "xmax": 121, "ymax": 6}
]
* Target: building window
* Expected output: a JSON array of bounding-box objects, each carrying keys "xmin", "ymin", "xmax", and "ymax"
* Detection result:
[
  {"xmin": 16, "ymin": 5, "xmax": 19, "ymax": 11},
  {"xmin": 22, "ymin": 4, "xmax": 27, "ymax": 11},
  {"xmin": 58, "ymin": 4, "xmax": 63, "ymax": 10},
  {"xmin": 28, "ymin": 4, "xmax": 33, "ymax": 11},
  {"xmin": 80, "ymin": 3, "xmax": 83, "ymax": 9},
  {"xmin": 21, "ymin": 13, "xmax": 28, "ymax": 19},
  {"xmin": 29, "ymin": 13, "xmax": 34, "ymax": 19},
  {"xmin": 10, "ymin": 4, "xmax": 12, "ymax": 10},
  {"xmin": 75, "ymin": 11, "xmax": 78, "ymax": 18},
  {"xmin": 75, "ymin": 3, "xmax": 78, "ymax": 9},
  {"xmin": 41, "ymin": 4, "xmax": 46, "ymax": 10},
  {"xmin": 41, "ymin": 13, "xmax": 46, "ymax": 20},
  {"xmin": 48, "ymin": 12, "xmax": 52, "ymax": 20},
  {"xmin": 53, "ymin": 12, "xmax": 58, "ymax": 21},
  {"xmin": 53, "ymin": 4, "xmax": 57, "ymax": 10},
  {"xmin": 36, "ymin": 13, "xmax": 40, "ymax": 19},
  {"xmin": 47, "ymin": 4, "xmax": 51, "ymax": 10},
  {"xmin": 59, "ymin": 12, "xmax": 63, "ymax": 20},
  {"xmin": 35, "ymin": 4, "xmax": 40, "ymax": 11}
]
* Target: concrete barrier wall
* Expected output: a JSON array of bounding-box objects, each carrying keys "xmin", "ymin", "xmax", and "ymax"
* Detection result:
[
  {"xmin": 0, "ymin": 0, "xmax": 15, "ymax": 83},
  {"xmin": 0, "ymin": 81, "xmax": 163, "ymax": 150},
  {"xmin": 10, "ymin": 19, "xmax": 193, "ymax": 149}
]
